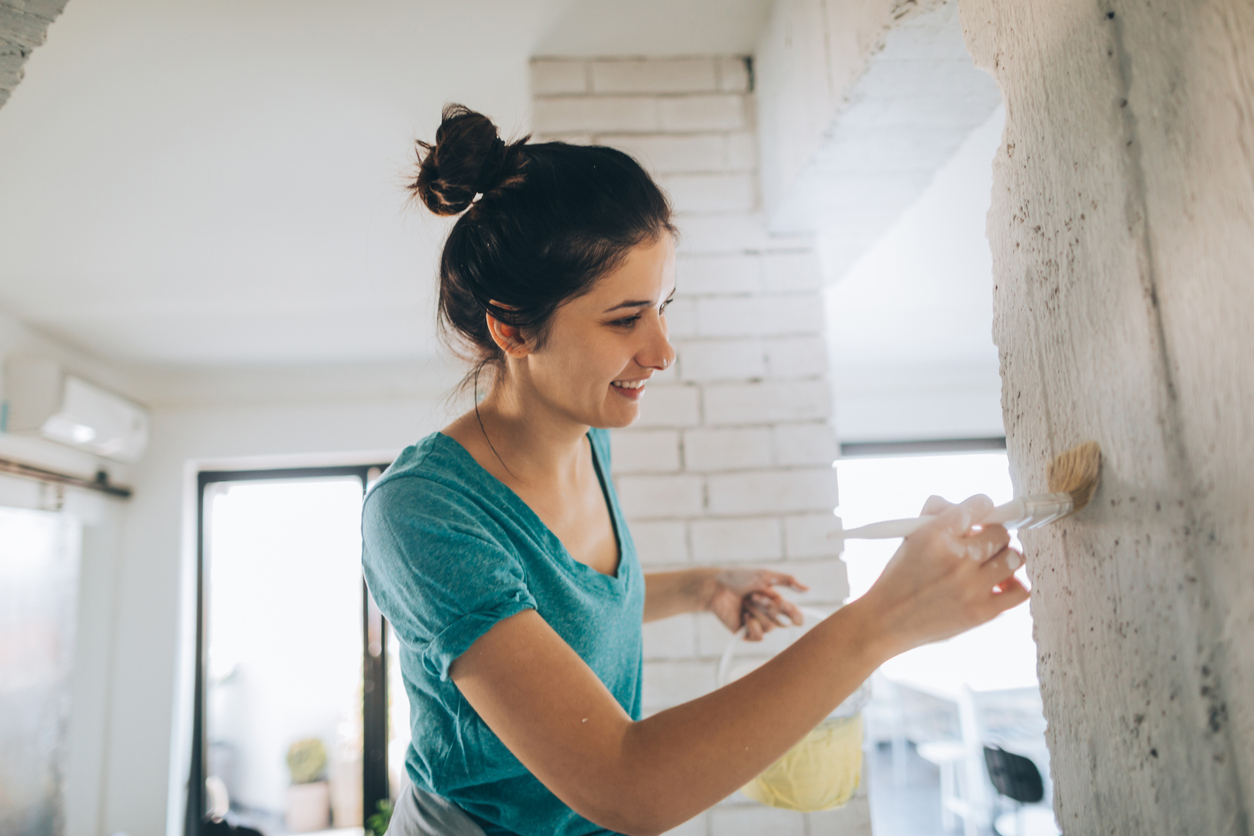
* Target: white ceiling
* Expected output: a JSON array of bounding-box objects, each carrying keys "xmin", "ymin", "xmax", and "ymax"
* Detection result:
[{"xmin": 0, "ymin": 0, "xmax": 772, "ymax": 371}]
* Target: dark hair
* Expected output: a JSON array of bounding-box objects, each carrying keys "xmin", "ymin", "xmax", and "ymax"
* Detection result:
[{"xmin": 409, "ymin": 104, "xmax": 676, "ymax": 392}]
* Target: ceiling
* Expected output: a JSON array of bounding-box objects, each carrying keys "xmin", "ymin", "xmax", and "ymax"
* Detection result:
[{"xmin": 0, "ymin": 0, "xmax": 772, "ymax": 372}]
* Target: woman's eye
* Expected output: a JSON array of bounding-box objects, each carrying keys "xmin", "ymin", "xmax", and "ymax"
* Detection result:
[{"xmin": 613, "ymin": 314, "xmax": 642, "ymax": 327}]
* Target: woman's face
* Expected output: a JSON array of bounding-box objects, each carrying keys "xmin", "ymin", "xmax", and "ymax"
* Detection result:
[{"xmin": 515, "ymin": 233, "xmax": 677, "ymax": 430}]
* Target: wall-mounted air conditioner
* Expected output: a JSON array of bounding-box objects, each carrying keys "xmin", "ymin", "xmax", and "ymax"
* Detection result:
[{"xmin": 1, "ymin": 358, "xmax": 150, "ymax": 463}]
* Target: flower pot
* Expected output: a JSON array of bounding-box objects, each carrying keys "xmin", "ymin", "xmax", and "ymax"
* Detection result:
[{"xmin": 286, "ymin": 781, "xmax": 330, "ymax": 833}]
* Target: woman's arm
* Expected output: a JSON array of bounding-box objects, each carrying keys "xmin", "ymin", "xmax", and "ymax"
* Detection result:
[
  {"xmin": 642, "ymin": 567, "xmax": 718, "ymax": 622},
  {"xmin": 452, "ymin": 496, "xmax": 1027, "ymax": 836},
  {"xmin": 644, "ymin": 566, "xmax": 809, "ymax": 638}
]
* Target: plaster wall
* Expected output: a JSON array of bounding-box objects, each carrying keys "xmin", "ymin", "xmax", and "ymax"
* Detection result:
[{"xmin": 960, "ymin": 0, "xmax": 1254, "ymax": 832}]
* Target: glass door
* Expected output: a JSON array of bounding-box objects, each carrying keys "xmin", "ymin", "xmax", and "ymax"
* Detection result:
[{"xmin": 191, "ymin": 465, "xmax": 390, "ymax": 836}]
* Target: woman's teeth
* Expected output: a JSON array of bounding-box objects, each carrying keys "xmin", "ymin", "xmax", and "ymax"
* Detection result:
[{"xmin": 612, "ymin": 380, "xmax": 644, "ymax": 390}]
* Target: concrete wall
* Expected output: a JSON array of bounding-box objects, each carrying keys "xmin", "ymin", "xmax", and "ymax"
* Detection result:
[
  {"xmin": 531, "ymin": 56, "xmax": 866, "ymax": 836},
  {"xmin": 961, "ymin": 0, "xmax": 1254, "ymax": 832},
  {"xmin": 0, "ymin": 0, "xmax": 70, "ymax": 110}
]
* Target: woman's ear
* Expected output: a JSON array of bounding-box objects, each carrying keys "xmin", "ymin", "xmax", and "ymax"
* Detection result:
[{"xmin": 485, "ymin": 303, "xmax": 531, "ymax": 359}]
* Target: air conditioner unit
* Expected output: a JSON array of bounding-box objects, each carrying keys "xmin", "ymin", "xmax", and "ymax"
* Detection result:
[{"xmin": 1, "ymin": 358, "xmax": 150, "ymax": 463}]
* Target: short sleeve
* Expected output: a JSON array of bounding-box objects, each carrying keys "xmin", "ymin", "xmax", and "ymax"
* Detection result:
[{"xmin": 361, "ymin": 476, "xmax": 537, "ymax": 681}]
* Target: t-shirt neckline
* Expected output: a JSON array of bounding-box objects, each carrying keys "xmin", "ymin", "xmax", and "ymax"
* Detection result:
[{"xmin": 433, "ymin": 429, "xmax": 627, "ymax": 584}]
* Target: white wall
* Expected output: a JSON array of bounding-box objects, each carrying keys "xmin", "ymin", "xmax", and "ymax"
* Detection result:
[
  {"xmin": 825, "ymin": 106, "xmax": 1005, "ymax": 443},
  {"xmin": 0, "ymin": 311, "xmax": 135, "ymax": 836},
  {"xmin": 531, "ymin": 56, "xmax": 867, "ymax": 836},
  {"xmin": 105, "ymin": 380, "xmax": 464, "ymax": 836}
]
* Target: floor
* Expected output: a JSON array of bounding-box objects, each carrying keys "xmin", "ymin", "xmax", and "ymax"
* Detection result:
[{"xmin": 866, "ymin": 741, "xmax": 996, "ymax": 836}]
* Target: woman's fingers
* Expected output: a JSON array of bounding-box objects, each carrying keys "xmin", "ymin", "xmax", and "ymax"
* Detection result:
[
  {"xmin": 920, "ymin": 494, "xmax": 955, "ymax": 516},
  {"xmin": 978, "ymin": 546, "xmax": 1024, "ymax": 584}
]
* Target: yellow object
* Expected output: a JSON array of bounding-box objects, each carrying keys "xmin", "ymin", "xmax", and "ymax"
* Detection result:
[{"xmin": 740, "ymin": 714, "xmax": 864, "ymax": 812}]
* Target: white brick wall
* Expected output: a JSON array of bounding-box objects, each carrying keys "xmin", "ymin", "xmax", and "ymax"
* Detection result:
[{"xmin": 531, "ymin": 57, "xmax": 856, "ymax": 836}]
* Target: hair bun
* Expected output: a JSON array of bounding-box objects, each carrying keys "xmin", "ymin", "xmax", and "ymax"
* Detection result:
[{"xmin": 411, "ymin": 105, "xmax": 522, "ymax": 216}]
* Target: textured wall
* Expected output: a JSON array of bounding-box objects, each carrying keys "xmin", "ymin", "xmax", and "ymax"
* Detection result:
[
  {"xmin": 960, "ymin": 0, "xmax": 1254, "ymax": 833},
  {"xmin": 0, "ymin": 0, "xmax": 70, "ymax": 110}
]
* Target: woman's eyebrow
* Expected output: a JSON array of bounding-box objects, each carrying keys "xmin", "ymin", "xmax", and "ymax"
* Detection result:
[{"xmin": 602, "ymin": 299, "xmax": 654, "ymax": 313}]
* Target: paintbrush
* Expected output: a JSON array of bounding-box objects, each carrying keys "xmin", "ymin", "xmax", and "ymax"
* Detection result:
[{"xmin": 829, "ymin": 441, "xmax": 1102, "ymax": 540}]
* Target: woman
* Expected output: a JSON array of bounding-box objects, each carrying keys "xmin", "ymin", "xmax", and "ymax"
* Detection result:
[{"xmin": 361, "ymin": 105, "xmax": 1027, "ymax": 836}]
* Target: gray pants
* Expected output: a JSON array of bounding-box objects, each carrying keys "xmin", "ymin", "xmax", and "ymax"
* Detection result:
[{"xmin": 386, "ymin": 781, "xmax": 488, "ymax": 836}]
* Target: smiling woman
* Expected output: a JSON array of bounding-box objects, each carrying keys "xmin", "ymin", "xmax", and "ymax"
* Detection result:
[{"xmin": 360, "ymin": 105, "xmax": 1028, "ymax": 836}]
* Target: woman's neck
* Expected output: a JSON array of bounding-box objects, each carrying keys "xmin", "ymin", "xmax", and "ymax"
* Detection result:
[{"xmin": 467, "ymin": 377, "xmax": 590, "ymax": 490}]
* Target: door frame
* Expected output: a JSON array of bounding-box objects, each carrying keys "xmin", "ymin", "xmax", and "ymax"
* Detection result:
[{"xmin": 187, "ymin": 463, "xmax": 392, "ymax": 835}]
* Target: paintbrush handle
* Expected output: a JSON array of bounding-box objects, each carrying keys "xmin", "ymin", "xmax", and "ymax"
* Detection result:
[{"xmin": 839, "ymin": 493, "xmax": 1074, "ymax": 540}]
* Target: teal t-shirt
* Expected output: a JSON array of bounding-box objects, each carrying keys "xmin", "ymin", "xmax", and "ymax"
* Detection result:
[{"xmin": 361, "ymin": 428, "xmax": 645, "ymax": 836}]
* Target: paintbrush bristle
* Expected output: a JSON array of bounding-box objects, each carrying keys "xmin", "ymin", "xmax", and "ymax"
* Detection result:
[{"xmin": 1047, "ymin": 440, "xmax": 1102, "ymax": 515}]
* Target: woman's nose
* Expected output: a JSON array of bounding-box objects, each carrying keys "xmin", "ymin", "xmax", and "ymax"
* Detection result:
[{"xmin": 640, "ymin": 315, "xmax": 676, "ymax": 371}]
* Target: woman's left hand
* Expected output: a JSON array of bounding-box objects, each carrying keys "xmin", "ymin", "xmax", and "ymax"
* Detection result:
[{"xmin": 705, "ymin": 569, "xmax": 808, "ymax": 641}]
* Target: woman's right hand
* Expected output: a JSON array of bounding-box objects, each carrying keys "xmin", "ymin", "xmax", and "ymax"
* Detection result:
[{"xmin": 857, "ymin": 494, "xmax": 1028, "ymax": 657}]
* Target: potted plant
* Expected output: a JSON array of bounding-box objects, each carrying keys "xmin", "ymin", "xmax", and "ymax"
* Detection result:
[{"xmin": 285, "ymin": 738, "xmax": 330, "ymax": 833}]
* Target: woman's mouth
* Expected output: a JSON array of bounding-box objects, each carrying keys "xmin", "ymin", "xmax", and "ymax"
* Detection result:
[{"xmin": 611, "ymin": 379, "xmax": 646, "ymax": 400}]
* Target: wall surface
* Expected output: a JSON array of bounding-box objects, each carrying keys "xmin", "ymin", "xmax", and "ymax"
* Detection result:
[
  {"xmin": 531, "ymin": 56, "xmax": 866, "ymax": 835},
  {"xmin": 961, "ymin": 0, "xmax": 1254, "ymax": 833},
  {"xmin": 108, "ymin": 387, "xmax": 462, "ymax": 836},
  {"xmin": 754, "ymin": 0, "xmax": 1000, "ymax": 280},
  {"xmin": 0, "ymin": 0, "xmax": 70, "ymax": 109}
]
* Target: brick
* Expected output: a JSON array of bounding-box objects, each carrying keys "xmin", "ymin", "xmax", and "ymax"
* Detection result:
[
  {"xmin": 710, "ymin": 804, "xmax": 806, "ymax": 836},
  {"xmin": 630, "ymin": 519, "xmax": 690, "ymax": 566},
  {"xmin": 717, "ymin": 57, "xmax": 752, "ymax": 93},
  {"xmin": 658, "ymin": 95, "xmax": 746, "ymax": 132},
  {"xmin": 599, "ymin": 133, "xmax": 725, "ymax": 174},
  {"xmin": 703, "ymin": 381, "xmax": 831, "ymax": 425},
  {"xmin": 690, "ymin": 517, "xmax": 782, "ymax": 563},
  {"xmin": 642, "ymin": 659, "xmax": 717, "ymax": 709},
  {"xmin": 616, "ymin": 474, "xmax": 704, "ymax": 519},
  {"xmin": 634, "ymin": 384, "xmax": 700, "ymax": 428},
  {"xmin": 783, "ymin": 512, "xmax": 844, "ymax": 559},
  {"xmin": 659, "ymin": 813, "xmax": 707, "ymax": 836},
  {"xmin": 662, "ymin": 296, "xmax": 698, "ymax": 339},
  {"xmin": 782, "ymin": 559, "xmax": 850, "ymax": 607},
  {"xmin": 764, "ymin": 335, "xmax": 829, "ymax": 379},
  {"xmin": 676, "ymin": 338, "xmax": 765, "ymax": 383},
  {"xmin": 610, "ymin": 429, "xmax": 681, "ymax": 473},
  {"xmin": 532, "ymin": 132, "xmax": 593, "ymax": 146},
  {"xmin": 530, "ymin": 59, "xmax": 588, "ymax": 95},
  {"xmin": 591, "ymin": 58, "xmax": 717, "ymax": 94},
  {"xmin": 684, "ymin": 427, "xmax": 773, "ymax": 472},
  {"xmin": 772, "ymin": 422, "xmax": 838, "ymax": 467},
  {"xmin": 697, "ymin": 612, "xmax": 789, "ymax": 659},
  {"xmin": 724, "ymin": 132, "xmax": 758, "ymax": 170},
  {"xmin": 807, "ymin": 795, "xmax": 873, "ymax": 834},
  {"xmin": 642, "ymin": 614, "xmax": 698, "ymax": 660},
  {"xmin": 696, "ymin": 294, "xmax": 825, "ymax": 338},
  {"xmin": 706, "ymin": 468, "xmax": 839, "ymax": 515},
  {"xmin": 760, "ymin": 250, "xmax": 823, "ymax": 291},
  {"xmin": 532, "ymin": 96, "xmax": 658, "ymax": 134},
  {"xmin": 661, "ymin": 173, "xmax": 756, "ymax": 214},
  {"xmin": 676, "ymin": 254, "xmax": 761, "ymax": 294},
  {"xmin": 673, "ymin": 213, "xmax": 772, "ymax": 254}
]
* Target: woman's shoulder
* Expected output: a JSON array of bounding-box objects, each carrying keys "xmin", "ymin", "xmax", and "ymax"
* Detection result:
[{"xmin": 365, "ymin": 431, "xmax": 487, "ymax": 516}]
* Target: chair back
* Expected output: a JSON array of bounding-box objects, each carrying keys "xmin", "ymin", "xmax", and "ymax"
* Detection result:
[{"xmin": 983, "ymin": 745, "xmax": 1044, "ymax": 804}]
